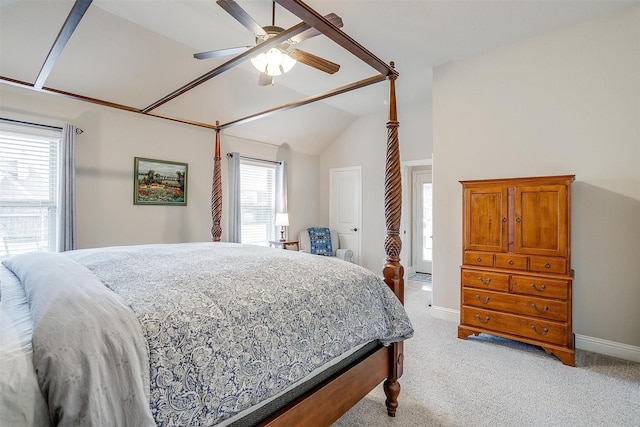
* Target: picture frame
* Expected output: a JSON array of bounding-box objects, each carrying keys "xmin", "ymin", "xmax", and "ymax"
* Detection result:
[{"xmin": 134, "ymin": 157, "xmax": 188, "ymax": 206}]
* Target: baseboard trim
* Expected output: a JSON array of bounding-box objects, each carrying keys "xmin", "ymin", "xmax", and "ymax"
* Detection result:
[
  {"xmin": 575, "ymin": 334, "xmax": 640, "ymax": 363},
  {"xmin": 429, "ymin": 307, "xmax": 640, "ymax": 363},
  {"xmin": 430, "ymin": 305, "xmax": 459, "ymax": 323}
]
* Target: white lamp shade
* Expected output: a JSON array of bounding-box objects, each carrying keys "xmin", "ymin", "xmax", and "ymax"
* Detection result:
[
  {"xmin": 275, "ymin": 213, "xmax": 289, "ymax": 227},
  {"xmin": 280, "ymin": 52, "xmax": 296, "ymax": 73}
]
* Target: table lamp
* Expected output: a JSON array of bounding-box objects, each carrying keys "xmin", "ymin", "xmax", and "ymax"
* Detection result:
[{"xmin": 275, "ymin": 213, "xmax": 289, "ymax": 241}]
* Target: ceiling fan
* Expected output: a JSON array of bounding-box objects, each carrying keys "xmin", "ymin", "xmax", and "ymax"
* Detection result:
[{"xmin": 194, "ymin": 0, "xmax": 342, "ymax": 86}]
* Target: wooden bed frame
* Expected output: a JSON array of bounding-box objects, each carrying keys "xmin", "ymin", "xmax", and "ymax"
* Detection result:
[
  {"xmin": 209, "ymin": 3, "xmax": 406, "ymax": 424},
  {"xmin": 0, "ymin": 0, "xmax": 406, "ymax": 424}
]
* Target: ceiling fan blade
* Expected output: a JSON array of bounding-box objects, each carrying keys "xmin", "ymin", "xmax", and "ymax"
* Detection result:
[
  {"xmin": 290, "ymin": 13, "xmax": 343, "ymax": 43},
  {"xmin": 194, "ymin": 46, "xmax": 252, "ymax": 60},
  {"xmin": 258, "ymin": 72, "xmax": 274, "ymax": 86},
  {"xmin": 217, "ymin": 0, "xmax": 267, "ymax": 37},
  {"xmin": 289, "ymin": 49, "xmax": 340, "ymax": 74}
]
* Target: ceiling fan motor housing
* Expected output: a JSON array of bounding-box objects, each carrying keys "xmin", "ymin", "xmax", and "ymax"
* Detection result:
[{"xmin": 257, "ymin": 25, "xmax": 293, "ymax": 50}]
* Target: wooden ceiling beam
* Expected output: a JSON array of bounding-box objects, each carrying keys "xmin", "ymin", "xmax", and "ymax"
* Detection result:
[
  {"xmin": 141, "ymin": 21, "xmax": 311, "ymax": 113},
  {"xmin": 219, "ymin": 74, "xmax": 386, "ymax": 129},
  {"xmin": 0, "ymin": 76, "xmax": 217, "ymax": 130},
  {"xmin": 275, "ymin": 0, "xmax": 397, "ymax": 77},
  {"xmin": 34, "ymin": 0, "xmax": 93, "ymax": 89}
]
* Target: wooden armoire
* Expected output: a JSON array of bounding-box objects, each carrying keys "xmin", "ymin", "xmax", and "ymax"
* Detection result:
[{"xmin": 458, "ymin": 175, "xmax": 575, "ymax": 366}]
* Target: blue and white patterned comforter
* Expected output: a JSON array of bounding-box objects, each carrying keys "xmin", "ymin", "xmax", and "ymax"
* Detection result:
[{"xmin": 11, "ymin": 242, "xmax": 414, "ymax": 426}]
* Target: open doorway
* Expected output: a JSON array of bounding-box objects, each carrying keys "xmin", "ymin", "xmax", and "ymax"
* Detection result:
[
  {"xmin": 413, "ymin": 169, "xmax": 432, "ymax": 274},
  {"xmin": 400, "ymin": 160, "xmax": 433, "ymax": 290}
]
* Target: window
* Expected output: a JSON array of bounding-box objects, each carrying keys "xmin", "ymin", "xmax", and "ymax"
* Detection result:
[
  {"xmin": 0, "ymin": 121, "xmax": 62, "ymax": 258},
  {"xmin": 239, "ymin": 160, "xmax": 277, "ymax": 246}
]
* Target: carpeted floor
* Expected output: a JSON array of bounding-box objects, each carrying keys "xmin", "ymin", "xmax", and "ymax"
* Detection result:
[{"xmin": 334, "ymin": 281, "xmax": 640, "ymax": 426}]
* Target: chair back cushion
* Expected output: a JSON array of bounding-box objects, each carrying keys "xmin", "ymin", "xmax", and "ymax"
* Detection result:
[{"xmin": 307, "ymin": 227, "xmax": 333, "ymax": 256}]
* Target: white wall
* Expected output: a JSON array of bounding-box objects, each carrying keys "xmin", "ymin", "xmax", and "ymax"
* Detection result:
[
  {"xmin": 320, "ymin": 100, "xmax": 432, "ymax": 273},
  {"xmin": 0, "ymin": 84, "xmax": 321, "ymax": 248},
  {"xmin": 433, "ymin": 6, "xmax": 640, "ymax": 353}
]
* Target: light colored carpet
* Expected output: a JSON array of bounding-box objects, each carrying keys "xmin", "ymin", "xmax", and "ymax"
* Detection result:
[{"xmin": 334, "ymin": 281, "xmax": 640, "ymax": 426}]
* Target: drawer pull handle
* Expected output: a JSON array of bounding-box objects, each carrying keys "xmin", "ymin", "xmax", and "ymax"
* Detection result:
[
  {"xmin": 475, "ymin": 295, "xmax": 491, "ymax": 304},
  {"xmin": 530, "ymin": 283, "xmax": 546, "ymax": 292},
  {"xmin": 476, "ymin": 257, "xmax": 482, "ymax": 262},
  {"xmin": 531, "ymin": 325, "xmax": 549, "ymax": 335},
  {"xmin": 478, "ymin": 277, "xmax": 492, "ymax": 285},
  {"xmin": 508, "ymin": 259, "xmax": 514, "ymax": 265},
  {"xmin": 475, "ymin": 314, "xmax": 490, "ymax": 324},
  {"xmin": 531, "ymin": 304, "xmax": 549, "ymax": 313},
  {"xmin": 544, "ymin": 263, "xmax": 551, "ymax": 269},
  {"xmin": 515, "ymin": 217, "xmax": 522, "ymax": 223}
]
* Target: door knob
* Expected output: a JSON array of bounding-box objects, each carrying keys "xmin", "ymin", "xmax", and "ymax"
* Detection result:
[{"xmin": 351, "ymin": 228, "xmax": 358, "ymax": 232}]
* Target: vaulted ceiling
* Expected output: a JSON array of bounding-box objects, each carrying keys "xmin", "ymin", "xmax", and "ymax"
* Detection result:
[{"xmin": 0, "ymin": 0, "xmax": 635, "ymax": 154}]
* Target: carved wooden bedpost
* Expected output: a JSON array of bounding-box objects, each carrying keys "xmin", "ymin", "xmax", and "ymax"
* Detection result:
[
  {"xmin": 382, "ymin": 62, "xmax": 404, "ymax": 417},
  {"xmin": 211, "ymin": 122, "xmax": 222, "ymax": 242}
]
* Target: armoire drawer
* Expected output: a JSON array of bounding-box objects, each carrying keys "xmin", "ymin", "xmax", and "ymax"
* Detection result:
[
  {"xmin": 461, "ymin": 307, "xmax": 568, "ymax": 346},
  {"xmin": 461, "ymin": 269, "xmax": 508, "ymax": 292},
  {"xmin": 462, "ymin": 288, "xmax": 568, "ymax": 322},
  {"xmin": 463, "ymin": 251, "xmax": 494, "ymax": 267},
  {"xmin": 494, "ymin": 253, "xmax": 527, "ymax": 270},
  {"xmin": 511, "ymin": 275, "xmax": 570, "ymax": 300},
  {"xmin": 529, "ymin": 256, "xmax": 567, "ymax": 274}
]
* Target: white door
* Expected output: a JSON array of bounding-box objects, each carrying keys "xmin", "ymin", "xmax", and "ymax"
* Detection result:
[
  {"xmin": 330, "ymin": 167, "xmax": 362, "ymax": 265},
  {"xmin": 414, "ymin": 170, "xmax": 433, "ymax": 273}
]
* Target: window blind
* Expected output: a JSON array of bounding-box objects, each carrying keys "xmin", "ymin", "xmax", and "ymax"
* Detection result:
[
  {"xmin": 239, "ymin": 160, "xmax": 276, "ymax": 246},
  {"xmin": 0, "ymin": 121, "xmax": 61, "ymax": 258}
]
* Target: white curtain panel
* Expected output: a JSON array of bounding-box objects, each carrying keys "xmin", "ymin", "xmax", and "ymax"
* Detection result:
[
  {"xmin": 227, "ymin": 152, "xmax": 241, "ymax": 243},
  {"xmin": 57, "ymin": 124, "xmax": 76, "ymax": 252},
  {"xmin": 275, "ymin": 161, "xmax": 288, "ymax": 214},
  {"xmin": 275, "ymin": 161, "xmax": 288, "ymax": 239}
]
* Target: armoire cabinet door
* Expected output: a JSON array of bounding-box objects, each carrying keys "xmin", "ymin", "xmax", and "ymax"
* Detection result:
[
  {"xmin": 464, "ymin": 186, "xmax": 508, "ymax": 253},
  {"xmin": 514, "ymin": 184, "xmax": 568, "ymax": 257}
]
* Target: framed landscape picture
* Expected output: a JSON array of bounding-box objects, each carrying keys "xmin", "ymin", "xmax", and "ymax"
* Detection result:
[{"xmin": 134, "ymin": 157, "xmax": 188, "ymax": 206}]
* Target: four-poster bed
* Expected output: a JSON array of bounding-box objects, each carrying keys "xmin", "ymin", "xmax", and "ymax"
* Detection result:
[
  {"xmin": 0, "ymin": 0, "xmax": 409, "ymax": 425},
  {"xmin": 205, "ymin": 64, "xmax": 406, "ymax": 426}
]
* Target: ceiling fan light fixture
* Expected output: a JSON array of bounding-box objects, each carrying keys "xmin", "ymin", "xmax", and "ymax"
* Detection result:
[
  {"xmin": 251, "ymin": 47, "xmax": 296, "ymax": 77},
  {"xmin": 199, "ymin": 2, "xmax": 343, "ymax": 84}
]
